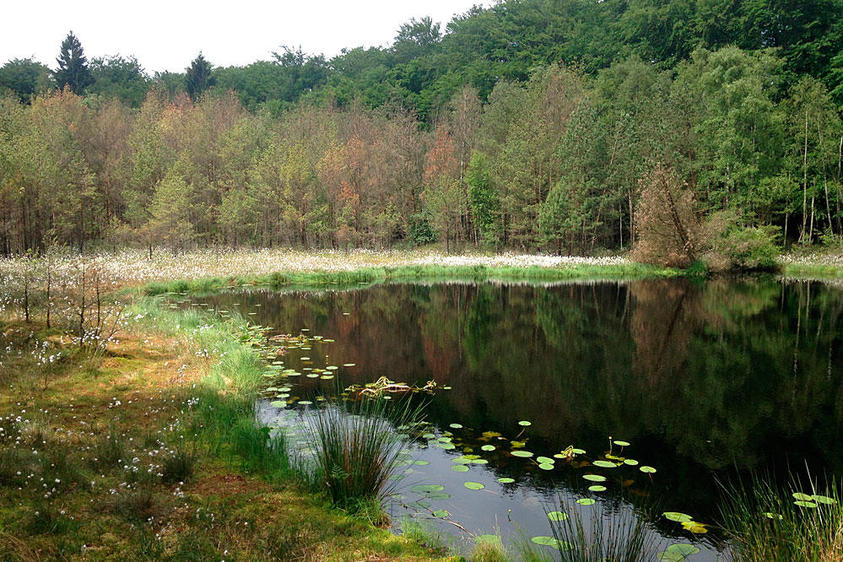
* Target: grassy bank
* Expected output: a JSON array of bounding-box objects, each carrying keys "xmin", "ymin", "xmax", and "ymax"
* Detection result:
[
  {"xmin": 0, "ymin": 297, "xmax": 450, "ymax": 560},
  {"xmin": 140, "ymin": 262, "xmax": 681, "ymax": 296}
]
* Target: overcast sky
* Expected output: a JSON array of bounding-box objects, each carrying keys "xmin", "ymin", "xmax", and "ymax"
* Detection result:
[{"xmin": 1, "ymin": 0, "xmax": 487, "ymax": 73}]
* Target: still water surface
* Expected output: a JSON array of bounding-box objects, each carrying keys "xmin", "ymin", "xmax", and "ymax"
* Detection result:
[{"xmin": 193, "ymin": 278, "xmax": 843, "ymax": 558}]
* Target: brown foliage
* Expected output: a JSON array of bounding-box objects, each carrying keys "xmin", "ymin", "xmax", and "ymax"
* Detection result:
[{"xmin": 632, "ymin": 164, "xmax": 705, "ymax": 267}]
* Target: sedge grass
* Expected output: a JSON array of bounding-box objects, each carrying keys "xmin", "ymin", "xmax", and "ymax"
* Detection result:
[
  {"xmin": 719, "ymin": 473, "xmax": 843, "ymax": 562},
  {"xmin": 302, "ymin": 396, "xmax": 423, "ymax": 510}
]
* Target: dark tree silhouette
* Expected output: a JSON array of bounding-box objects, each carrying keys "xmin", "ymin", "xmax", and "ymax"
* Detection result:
[
  {"xmin": 54, "ymin": 31, "xmax": 93, "ymax": 94},
  {"xmin": 185, "ymin": 53, "xmax": 215, "ymax": 102}
]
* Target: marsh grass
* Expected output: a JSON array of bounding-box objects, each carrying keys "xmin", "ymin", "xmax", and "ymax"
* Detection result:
[
  {"xmin": 303, "ymin": 396, "xmax": 422, "ymax": 510},
  {"xmin": 519, "ymin": 500, "xmax": 664, "ymax": 562},
  {"xmin": 719, "ymin": 473, "xmax": 843, "ymax": 561}
]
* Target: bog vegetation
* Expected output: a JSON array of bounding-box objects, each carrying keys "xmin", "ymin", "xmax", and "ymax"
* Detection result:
[{"xmin": 0, "ymin": 0, "xmax": 842, "ymax": 271}]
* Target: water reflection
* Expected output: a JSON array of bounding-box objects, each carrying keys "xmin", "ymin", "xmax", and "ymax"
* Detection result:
[{"xmin": 196, "ymin": 278, "xmax": 843, "ymax": 551}]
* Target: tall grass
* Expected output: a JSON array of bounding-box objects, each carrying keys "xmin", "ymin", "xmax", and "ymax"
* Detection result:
[
  {"xmin": 521, "ymin": 500, "xmax": 664, "ymax": 562},
  {"xmin": 719, "ymin": 473, "xmax": 843, "ymax": 561},
  {"xmin": 302, "ymin": 397, "xmax": 422, "ymax": 510}
]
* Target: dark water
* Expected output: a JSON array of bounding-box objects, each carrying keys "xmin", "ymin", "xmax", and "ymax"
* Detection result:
[{"xmin": 193, "ymin": 278, "xmax": 843, "ymax": 557}]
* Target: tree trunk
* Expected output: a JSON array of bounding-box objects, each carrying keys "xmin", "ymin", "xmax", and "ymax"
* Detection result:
[{"xmin": 801, "ymin": 107, "xmax": 809, "ymax": 243}]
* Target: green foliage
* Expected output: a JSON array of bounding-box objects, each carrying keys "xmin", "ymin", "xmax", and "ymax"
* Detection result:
[
  {"xmin": 0, "ymin": 58, "xmax": 52, "ymax": 103},
  {"xmin": 186, "ymin": 53, "xmax": 215, "ymax": 102},
  {"xmin": 53, "ymin": 31, "xmax": 93, "ymax": 94},
  {"xmin": 721, "ymin": 226, "xmax": 780, "ymax": 271},
  {"xmin": 89, "ymin": 55, "xmax": 150, "ymax": 107}
]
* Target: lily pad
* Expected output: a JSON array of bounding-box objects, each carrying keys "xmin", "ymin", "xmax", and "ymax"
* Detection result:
[
  {"xmin": 481, "ymin": 445, "xmax": 496, "ymax": 452},
  {"xmin": 614, "ymin": 440, "xmax": 631, "ymax": 447},
  {"xmin": 432, "ymin": 509, "xmax": 450, "ymax": 518},
  {"xmin": 592, "ymin": 460, "xmax": 617, "ymax": 468},
  {"xmin": 547, "ymin": 511, "xmax": 568, "ymax": 521},
  {"xmin": 812, "ymin": 494, "xmax": 837, "ymax": 505},
  {"xmin": 663, "ymin": 512, "xmax": 693, "ymax": 523},
  {"xmin": 451, "ymin": 465, "xmax": 469, "ymax": 472},
  {"xmin": 464, "ymin": 481, "xmax": 485, "ymax": 490},
  {"xmin": 449, "ymin": 423, "xmax": 464, "ymax": 429},
  {"xmin": 623, "ymin": 459, "xmax": 639, "ymax": 466},
  {"xmin": 498, "ymin": 477, "xmax": 515, "ymax": 484},
  {"xmin": 583, "ymin": 474, "xmax": 607, "ymax": 482},
  {"xmin": 640, "ymin": 466, "xmax": 657, "ymax": 474},
  {"xmin": 681, "ymin": 521, "xmax": 708, "ymax": 534},
  {"xmin": 518, "ymin": 420, "xmax": 532, "ymax": 427},
  {"xmin": 538, "ymin": 463, "xmax": 555, "ymax": 470},
  {"xmin": 536, "ymin": 456, "xmax": 555, "ymax": 464},
  {"xmin": 576, "ymin": 498, "xmax": 596, "ymax": 506},
  {"xmin": 411, "ymin": 484, "xmax": 444, "ymax": 494},
  {"xmin": 511, "ymin": 450, "xmax": 534, "ymax": 458},
  {"xmin": 270, "ymin": 400, "xmax": 286, "ymax": 408},
  {"xmin": 588, "ymin": 485, "xmax": 607, "ymax": 492}
]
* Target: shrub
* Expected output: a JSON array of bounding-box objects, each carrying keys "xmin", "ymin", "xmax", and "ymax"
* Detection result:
[{"xmin": 721, "ymin": 226, "xmax": 779, "ymax": 271}]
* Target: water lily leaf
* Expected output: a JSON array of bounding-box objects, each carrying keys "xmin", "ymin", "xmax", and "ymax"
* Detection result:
[
  {"xmin": 792, "ymin": 492, "xmax": 813, "ymax": 501},
  {"xmin": 409, "ymin": 500, "xmax": 431, "ymax": 509},
  {"xmin": 470, "ymin": 459, "xmax": 488, "ymax": 465},
  {"xmin": 498, "ymin": 477, "xmax": 515, "ymax": 484},
  {"xmin": 538, "ymin": 463, "xmax": 554, "ymax": 470},
  {"xmin": 426, "ymin": 492, "xmax": 450, "ymax": 500},
  {"xmin": 414, "ymin": 460, "xmax": 429, "ymax": 466},
  {"xmin": 588, "ymin": 485, "xmax": 607, "ymax": 492},
  {"xmin": 451, "ymin": 465, "xmax": 469, "ymax": 472},
  {"xmin": 623, "ymin": 459, "xmax": 639, "ymax": 466},
  {"xmin": 593, "ymin": 460, "xmax": 617, "ymax": 468},
  {"xmin": 437, "ymin": 443, "xmax": 456, "ymax": 450},
  {"xmin": 812, "ymin": 494, "xmax": 837, "ymax": 505},
  {"xmin": 681, "ymin": 521, "xmax": 708, "ymax": 534},
  {"xmin": 452, "ymin": 456, "xmax": 473, "ymax": 464},
  {"xmin": 536, "ymin": 456, "xmax": 555, "ymax": 464},
  {"xmin": 270, "ymin": 401, "xmax": 286, "ymax": 408},
  {"xmin": 449, "ymin": 423, "xmax": 463, "ymax": 429},
  {"xmin": 576, "ymin": 498, "xmax": 596, "ymax": 506},
  {"xmin": 666, "ymin": 544, "xmax": 700, "ymax": 557},
  {"xmin": 614, "ymin": 440, "xmax": 631, "ymax": 447},
  {"xmin": 547, "ymin": 511, "xmax": 568, "ymax": 521},
  {"xmin": 583, "ymin": 474, "xmax": 607, "ymax": 482},
  {"xmin": 343, "ymin": 363, "xmax": 355, "ymax": 367},
  {"xmin": 481, "ymin": 445, "xmax": 496, "ymax": 452},
  {"xmin": 640, "ymin": 466, "xmax": 657, "ymax": 473},
  {"xmin": 794, "ymin": 500, "xmax": 818, "ymax": 508},
  {"xmin": 464, "ymin": 481, "xmax": 485, "ymax": 490},
  {"xmin": 663, "ymin": 512, "xmax": 693, "ymax": 523},
  {"xmin": 511, "ymin": 441, "xmax": 526, "ymax": 448},
  {"xmin": 511, "ymin": 450, "xmax": 534, "ymax": 458},
  {"xmin": 572, "ymin": 448, "xmax": 586, "ymax": 455},
  {"xmin": 298, "ymin": 400, "xmax": 313, "ymax": 405},
  {"xmin": 432, "ymin": 510, "xmax": 450, "ymax": 518},
  {"xmin": 422, "ymin": 433, "xmax": 436, "ymax": 440},
  {"xmin": 411, "ymin": 484, "xmax": 444, "ymax": 494},
  {"xmin": 518, "ymin": 420, "xmax": 532, "ymax": 427},
  {"xmin": 482, "ymin": 431, "xmax": 502, "ymax": 439}
]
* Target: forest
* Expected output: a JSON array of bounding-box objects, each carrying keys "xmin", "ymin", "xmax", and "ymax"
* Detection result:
[{"xmin": 1, "ymin": 0, "xmax": 842, "ymax": 264}]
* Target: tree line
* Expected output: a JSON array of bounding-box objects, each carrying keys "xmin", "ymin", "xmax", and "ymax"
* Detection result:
[{"xmin": 0, "ymin": 0, "xmax": 841, "ymax": 264}]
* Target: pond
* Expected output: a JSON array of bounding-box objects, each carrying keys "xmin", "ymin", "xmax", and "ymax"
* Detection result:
[{"xmin": 191, "ymin": 278, "xmax": 843, "ymax": 559}]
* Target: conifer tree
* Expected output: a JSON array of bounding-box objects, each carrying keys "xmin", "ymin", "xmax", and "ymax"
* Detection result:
[
  {"xmin": 54, "ymin": 31, "xmax": 93, "ymax": 94},
  {"xmin": 185, "ymin": 53, "xmax": 215, "ymax": 102}
]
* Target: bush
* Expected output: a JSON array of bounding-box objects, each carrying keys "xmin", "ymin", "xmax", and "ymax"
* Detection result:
[{"xmin": 722, "ymin": 226, "xmax": 779, "ymax": 271}]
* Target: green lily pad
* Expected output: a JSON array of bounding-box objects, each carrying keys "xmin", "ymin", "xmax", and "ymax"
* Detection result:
[
  {"xmin": 298, "ymin": 400, "xmax": 313, "ymax": 405},
  {"xmin": 411, "ymin": 484, "xmax": 444, "ymax": 494},
  {"xmin": 451, "ymin": 465, "xmax": 469, "ymax": 472},
  {"xmin": 432, "ymin": 510, "xmax": 450, "ymax": 518},
  {"xmin": 481, "ymin": 445, "xmax": 496, "ymax": 452},
  {"xmin": 422, "ymin": 433, "xmax": 436, "ymax": 440},
  {"xmin": 470, "ymin": 459, "xmax": 489, "ymax": 465},
  {"xmin": 498, "ymin": 477, "xmax": 515, "ymax": 484},
  {"xmin": 530, "ymin": 536, "xmax": 572, "ymax": 550},
  {"xmin": 464, "ymin": 481, "xmax": 485, "ymax": 490},
  {"xmin": 658, "ymin": 543, "xmax": 701, "ymax": 561},
  {"xmin": 270, "ymin": 401, "xmax": 286, "ymax": 408},
  {"xmin": 536, "ymin": 456, "xmax": 555, "ymax": 464},
  {"xmin": 449, "ymin": 423, "xmax": 463, "ymax": 429},
  {"xmin": 663, "ymin": 512, "xmax": 693, "ymax": 523},
  {"xmin": 623, "ymin": 459, "xmax": 639, "ymax": 466},
  {"xmin": 511, "ymin": 450, "xmax": 534, "ymax": 458},
  {"xmin": 576, "ymin": 498, "xmax": 596, "ymax": 506},
  {"xmin": 640, "ymin": 466, "xmax": 657, "ymax": 473},
  {"xmin": 547, "ymin": 511, "xmax": 568, "ymax": 521},
  {"xmin": 812, "ymin": 494, "xmax": 837, "ymax": 505},
  {"xmin": 593, "ymin": 460, "xmax": 617, "ymax": 468},
  {"xmin": 572, "ymin": 448, "xmax": 586, "ymax": 455},
  {"xmin": 538, "ymin": 463, "xmax": 554, "ymax": 470},
  {"xmin": 614, "ymin": 440, "xmax": 631, "ymax": 447},
  {"xmin": 414, "ymin": 460, "xmax": 430, "ymax": 466},
  {"xmin": 588, "ymin": 485, "xmax": 607, "ymax": 492},
  {"xmin": 583, "ymin": 474, "xmax": 607, "ymax": 482},
  {"xmin": 518, "ymin": 420, "xmax": 532, "ymax": 427}
]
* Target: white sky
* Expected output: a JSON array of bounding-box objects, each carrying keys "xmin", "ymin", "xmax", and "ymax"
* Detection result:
[{"xmin": 1, "ymin": 0, "xmax": 487, "ymax": 73}]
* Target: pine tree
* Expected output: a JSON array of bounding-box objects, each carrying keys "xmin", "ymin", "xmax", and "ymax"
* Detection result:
[
  {"xmin": 54, "ymin": 31, "xmax": 93, "ymax": 94},
  {"xmin": 185, "ymin": 53, "xmax": 215, "ymax": 102}
]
